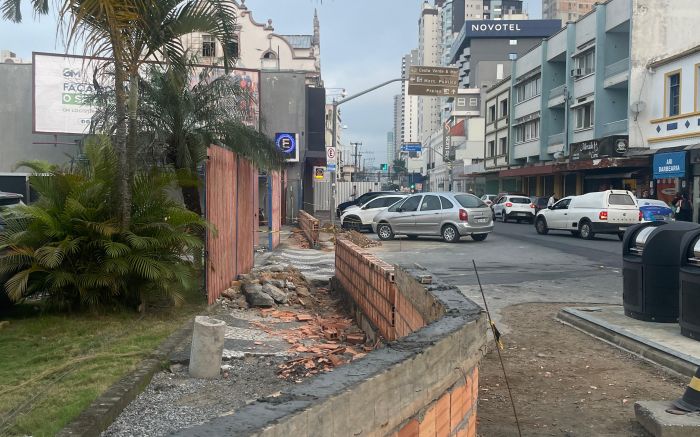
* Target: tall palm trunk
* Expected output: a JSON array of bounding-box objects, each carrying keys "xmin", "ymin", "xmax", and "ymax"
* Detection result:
[
  {"xmin": 127, "ymin": 71, "xmax": 140, "ymax": 182},
  {"xmin": 113, "ymin": 60, "xmax": 131, "ymax": 229}
]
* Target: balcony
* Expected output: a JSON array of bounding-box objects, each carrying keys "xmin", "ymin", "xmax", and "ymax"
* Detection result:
[
  {"xmin": 604, "ymin": 58, "xmax": 629, "ymax": 88},
  {"xmin": 548, "ymin": 132, "xmax": 565, "ymax": 147},
  {"xmin": 601, "ymin": 119, "xmax": 628, "ymax": 136},
  {"xmin": 548, "ymin": 85, "xmax": 566, "ymax": 108}
]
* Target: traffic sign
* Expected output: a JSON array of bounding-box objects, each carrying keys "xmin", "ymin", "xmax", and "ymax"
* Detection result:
[
  {"xmin": 408, "ymin": 66, "xmax": 460, "ymax": 97},
  {"xmin": 380, "ymin": 163, "xmax": 388, "ymax": 171},
  {"xmin": 275, "ymin": 133, "xmax": 299, "ymax": 162},
  {"xmin": 327, "ymin": 163, "xmax": 337, "ymax": 172},
  {"xmin": 313, "ymin": 166, "xmax": 326, "ymax": 180},
  {"xmin": 401, "ymin": 143, "xmax": 422, "ymax": 153},
  {"xmin": 326, "ymin": 146, "xmax": 337, "ymax": 164}
]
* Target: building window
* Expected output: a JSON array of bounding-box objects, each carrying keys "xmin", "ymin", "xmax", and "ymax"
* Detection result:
[
  {"xmin": 514, "ymin": 119, "xmax": 540, "ymax": 143},
  {"xmin": 457, "ymin": 97, "xmax": 466, "ymax": 107},
  {"xmin": 488, "ymin": 140, "xmax": 496, "ymax": 157},
  {"xmin": 202, "ymin": 34, "xmax": 216, "ymax": 57},
  {"xmin": 497, "ymin": 63, "xmax": 504, "ymax": 80},
  {"xmin": 573, "ymin": 49, "xmax": 595, "ymax": 76},
  {"xmin": 509, "ymin": 39, "xmax": 517, "ymax": 46},
  {"xmin": 574, "ymin": 102, "xmax": 594, "ymax": 130},
  {"xmin": 262, "ymin": 50, "xmax": 277, "ymax": 60},
  {"xmin": 515, "ymin": 75, "xmax": 541, "ymax": 103},
  {"xmin": 666, "ymin": 71, "xmax": 681, "ymax": 117},
  {"xmin": 508, "ymin": 53, "xmax": 517, "ymax": 61},
  {"xmin": 499, "ymin": 137, "xmax": 507, "ymax": 155},
  {"xmin": 469, "ymin": 98, "xmax": 478, "ymax": 106},
  {"xmin": 488, "ymin": 105, "xmax": 496, "ymax": 122},
  {"xmin": 500, "ymin": 98, "xmax": 508, "ymax": 118}
]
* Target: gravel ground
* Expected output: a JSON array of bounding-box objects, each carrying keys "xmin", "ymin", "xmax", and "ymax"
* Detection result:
[{"xmin": 102, "ymin": 356, "xmax": 294, "ymax": 436}]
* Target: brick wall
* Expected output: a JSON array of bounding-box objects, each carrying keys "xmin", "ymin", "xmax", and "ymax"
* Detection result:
[
  {"xmin": 174, "ymin": 259, "xmax": 487, "ymax": 437},
  {"xmin": 298, "ymin": 210, "xmax": 320, "ymax": 248}
]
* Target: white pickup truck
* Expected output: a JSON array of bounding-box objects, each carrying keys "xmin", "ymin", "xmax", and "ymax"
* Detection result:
[{"xmin": 534, "ymin": 190, "xmax": 640, "ymax": 240}]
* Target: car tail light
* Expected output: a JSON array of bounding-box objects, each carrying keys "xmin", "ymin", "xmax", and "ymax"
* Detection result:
[
  {"xmin": 639, "ymin": 211, "xmax": 643, "ymax": 221},
  {"xmin": 530, "ymin": 203, "xmax": 536, "ymax": 208},
  {"xmin": 599, "ymin": 211, "xmax": 608, "ymax": 221},
  {"xmin": 505, "ymin": 202, "xmax": 513, "ymax": 207},
  {"xmin": 459, "ymin": 209, "xmax": 469, "ymax": 221}
]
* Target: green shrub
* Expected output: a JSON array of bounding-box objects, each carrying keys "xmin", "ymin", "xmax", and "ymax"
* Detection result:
[{"xmin": 0, "ymin": 140, "xmax": 206, "ymax": 311}]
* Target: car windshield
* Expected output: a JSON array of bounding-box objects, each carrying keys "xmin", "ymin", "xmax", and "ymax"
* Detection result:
[
  {"xmin": 609, "ymin": 194, "xmax": 636, "ymax": 206},
  {"xmin": 454, "ymin": 194, "xmax": 486, "ymax": 208},
  {"xmin": 510, "ymin": 197, "xmax": 530, "ymax": 204}
]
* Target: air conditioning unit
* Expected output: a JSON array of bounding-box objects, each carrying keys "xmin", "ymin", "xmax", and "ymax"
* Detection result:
[{"xmin": 570, "ymin": 68, "xmax": 583, "ymax": 78}]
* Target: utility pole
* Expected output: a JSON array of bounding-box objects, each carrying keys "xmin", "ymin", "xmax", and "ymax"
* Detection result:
[
  {"xmin": 350, "ymin": 142, "xmax": 362, "ymax": 182},
  {"xmin": 330, "ymin": 78, "xmax": 406, "ymax": 226}
]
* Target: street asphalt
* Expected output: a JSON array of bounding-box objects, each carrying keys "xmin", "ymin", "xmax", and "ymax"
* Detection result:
[{"xmin": 366, "ymin": 221, "xmax": 625, "ymax": 332}]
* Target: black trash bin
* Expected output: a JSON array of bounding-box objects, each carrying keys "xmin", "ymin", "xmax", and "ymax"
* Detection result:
[
  {"xmin": 622, "ymin": 221, "xmax": 700, "ymax": 322},
  {"xmin": 678, "ymin": 229, "xmax": 700, "ymax": 340}
]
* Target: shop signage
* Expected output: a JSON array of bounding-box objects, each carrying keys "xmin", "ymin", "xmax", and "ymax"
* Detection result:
[
  {"xmin": 653, "ymin": 151, "xmax": 686, "ymax": 179},
  {"xmin": 275, "ymin": 132, "xmax": 299, "ymax": 162},
  {"xmin": 408, "ymin": 66, "xmax": 459, "ymax": 97},
  {"xmin": 570, "ymin": 136, "xmax": 629, "ymax": 161}
]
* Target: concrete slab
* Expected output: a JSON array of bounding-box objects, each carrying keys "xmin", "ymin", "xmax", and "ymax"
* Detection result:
[
  {"xmin": 635, "ymin": 401, "xmax": 700, "ymax": 437},
  {"xmin": 558, "ymin": 306, "xmax": 700, "ymax": 377}
]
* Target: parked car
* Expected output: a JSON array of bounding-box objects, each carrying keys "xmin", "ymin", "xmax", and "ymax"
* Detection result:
[
  {"xmin": 530, "ymin": 196, "xmax": 549, "ymax": 213},
  {"xmin": 638, "ymin": 199, "xmax": 675, "ymax": 222},
  {"xmin": 372, "ymin": 192, "xmax": 493, "ymax": 243},
  {"xmin": 534, "ymin": 190, "xmax": 640, "ymax": 240},
  {"xmin": 340, "ymin": 194, "xmax": 407, "ymax": 232},
  {"xmin": 336, "ymin": 191, "xmax": 395, "ymax": 218},
  {"xmin": 492, "ymin": 195, "xmax": 536, "ymax": 223}
]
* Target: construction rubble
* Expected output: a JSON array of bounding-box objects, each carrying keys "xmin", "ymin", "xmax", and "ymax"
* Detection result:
[{"xmin": 215, "ymin": 262, "xmax": 377, "ymax": 382}]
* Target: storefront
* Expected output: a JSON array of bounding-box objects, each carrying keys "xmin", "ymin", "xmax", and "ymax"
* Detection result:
[{"xmin": 652, "ymin": 150, "xmax": 688, "ymax": 205}]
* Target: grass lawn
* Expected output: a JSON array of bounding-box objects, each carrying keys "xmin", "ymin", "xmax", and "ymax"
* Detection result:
[{"xmin": 0, "ymin": 294, "xmax": 205, "ymax": 437}]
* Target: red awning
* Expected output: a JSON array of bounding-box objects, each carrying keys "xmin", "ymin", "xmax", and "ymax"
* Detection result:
[
  {"xmin": 498, "ymin": 157, "xmax": 651, "ymax": 178},
  {"xmin": 499, "ymin": 164, "xmax": 556, "ymax": 177},
  {"xmin": 449, "ymin": 120, "xmax": 465, "ymax": 137}
]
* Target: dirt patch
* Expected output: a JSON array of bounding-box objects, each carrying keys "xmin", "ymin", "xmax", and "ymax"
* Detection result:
[
  {"xmin": 478, "ymin": 303, "xmax": 686, "ymax": 437},
  {"xmin": 344, "ymin": 230, "xmax": 381, "ymax": 248}
]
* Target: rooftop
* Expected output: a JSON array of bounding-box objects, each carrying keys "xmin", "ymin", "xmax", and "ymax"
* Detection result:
[{"xmin": 280, "ymin": 34, "xmax": 314, "ymax": 49}]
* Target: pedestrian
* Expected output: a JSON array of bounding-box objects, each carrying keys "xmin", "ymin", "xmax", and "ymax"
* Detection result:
[
  {"xmin": 673, "ymin": 192, "xmax": 693, "ymax": 222},
  {"xmin": 641, "ymin": 190, "xmax": 650, "ymax": 199},
  {"xmin": 547, "ymin": 193, "xmax": 557, "ymax": 207}
]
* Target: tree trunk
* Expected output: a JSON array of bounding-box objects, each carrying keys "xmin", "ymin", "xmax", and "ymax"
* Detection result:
[
  {"xmin": 127, "ymin": 71, "xmax": 140, "ymax": 182},
  {"xmin": 113, "ymin": 62, "xmax": 131, "ymax": 229},
  {"xmin": 182, "ymin": 185, "xmax": 203, "ymax": 216}
]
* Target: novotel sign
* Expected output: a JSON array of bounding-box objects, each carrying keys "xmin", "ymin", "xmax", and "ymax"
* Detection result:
[{"xmin": 471, "ymin": 23, "xmax": 523, "ymax": 32}]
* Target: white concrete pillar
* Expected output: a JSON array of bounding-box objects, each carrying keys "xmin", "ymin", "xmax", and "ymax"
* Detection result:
[{"xmin": 189, "ymin": 316, "xmax": 226, "ymax": 379}]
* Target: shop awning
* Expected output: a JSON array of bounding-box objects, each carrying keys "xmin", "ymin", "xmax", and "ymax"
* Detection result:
[
  {"xmin": 499, "ymin": 164, "xmax": 557, "ymax": 177},
  {"xmin": 584, "ymin": 171, "xmax": 638, "ymax": 180},
  {"xmin": 653, "ymin": 151, "xmax": 686, "ymax": 179}
]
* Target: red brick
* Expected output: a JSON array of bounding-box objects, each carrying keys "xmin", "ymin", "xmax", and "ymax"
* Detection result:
[
  {"xmin": 419, "ymin": 405, "xmax": 436, "ymax": 437},
  {"xmin": 435, "ymin": 393, "xmax": 451, "ymax": 437},
  {"xmin": 468, "ymin": 413, "xmax": 476, "ymax": 437},
  {"xmin": 398, "ymin": 419, "xmax": 420, "ymax": 437}
]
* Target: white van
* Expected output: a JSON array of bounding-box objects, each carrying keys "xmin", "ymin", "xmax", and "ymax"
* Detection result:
[{"xmin": 534, "ymin": 190, "xmax": 640, "ymax": 240}]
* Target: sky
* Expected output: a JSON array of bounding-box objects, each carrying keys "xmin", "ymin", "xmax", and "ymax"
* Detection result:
[{"xmin": 0, "ymin": 0, "xmax": 541, "ymax": 165}]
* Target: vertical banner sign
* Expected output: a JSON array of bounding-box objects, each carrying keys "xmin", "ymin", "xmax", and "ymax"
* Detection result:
[
  {"xmin": 442, "ymin": 121, "xmax": 452, "ymax": 162},
  {"xmin": 275, "ymin": 133, "xmax": 299, "ymax": 162}
]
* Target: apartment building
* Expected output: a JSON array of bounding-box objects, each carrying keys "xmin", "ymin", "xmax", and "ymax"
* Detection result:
[{"xmin": 542, "ymin": 0, "xmax": 597, "ymax": 23}]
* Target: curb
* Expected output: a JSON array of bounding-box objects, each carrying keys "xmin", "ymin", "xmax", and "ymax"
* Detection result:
[
  {"xmin": 556, "ymin": 308, "xmax": 699, "ymax": 378},
  {"xmin": 56, "ymin": 318, "xmax": 194, "ymax": 437}
]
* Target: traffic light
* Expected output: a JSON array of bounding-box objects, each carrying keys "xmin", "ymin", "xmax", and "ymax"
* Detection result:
[{"xmin": 380, "ymin": 163, "xmax": 388, "ymax": 171}]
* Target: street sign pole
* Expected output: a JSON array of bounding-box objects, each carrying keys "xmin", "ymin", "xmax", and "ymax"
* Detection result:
[{"xmin": 330, "ymin": 77, "xmax": 405, "ymax": 227}]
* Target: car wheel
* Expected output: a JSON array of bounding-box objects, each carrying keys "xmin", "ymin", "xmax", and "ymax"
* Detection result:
[
  {"xmin": 535, "ymin": 217, "xmax": 549, "ymax": 235},
  {"xmin": 618, "ymin": 232, "xmax": 625, "ymax": 241},
  {"xmin": 472, "ymin": 233, "xmax": 488, "ymax": 242},
  {"xmin": 407, "ymin": 235, "xmax": 419, "ymax": 240},
  {"xmin": 377, "ymin": 223, "xmax": 394, "ymax": 241},
  {"xmin": 579, "ymin": 221, "xmax": 595, "ymax": 240},
  {"xmin": 501, "ymin": 213, "xmax": 508, "ymax": 223},
  {"xmin": 441, "ymin": 224, "xmax": 460, "ymax": 243}
]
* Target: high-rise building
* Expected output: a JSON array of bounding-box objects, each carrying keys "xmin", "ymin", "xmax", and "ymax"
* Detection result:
[
  {"xmin": 418, "ymin": 2, "xmax": 442, "ymax": 148},
  {"xmin": 386, "ymin": 132, "xmax": 395, "ymax": 167},
  {"xmin": 482, "ymin": 0, "xmax": 523, "ymax": 19},
  {"xmin": 542, "ymin": 0, "xmax": 597, "ymax": 23},
  {"xmin": 392, "ymin": 94, "xmax": 401, "ymax": 163}
]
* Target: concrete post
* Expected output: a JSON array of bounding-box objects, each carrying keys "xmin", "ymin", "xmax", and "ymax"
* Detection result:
[{"xmin": 189, "ymin": 316, "xmax": 227, "ymax": 379}]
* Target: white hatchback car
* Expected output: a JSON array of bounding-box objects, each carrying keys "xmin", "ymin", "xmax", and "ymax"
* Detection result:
[
  {"xmin": 492, "ymin": 195, "xmax": 536, "ymax": 223},
  {"xmin": 340, "ymin": 194, "xmax": 407, "ymax": 232}
]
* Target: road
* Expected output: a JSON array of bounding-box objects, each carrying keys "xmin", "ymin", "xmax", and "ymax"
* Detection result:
[{"xmin": 366, "ymin": 221, "xmax": 625, "ymax": 331}]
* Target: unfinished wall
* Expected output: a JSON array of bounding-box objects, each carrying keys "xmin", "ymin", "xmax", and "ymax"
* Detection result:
[
  {"xmin": 172, "ymin": 258, "xmax": 487, "ymax": 437},
  {"xmin": 298, "ymin": 210, "xmax": 320, "ymax": 248}
]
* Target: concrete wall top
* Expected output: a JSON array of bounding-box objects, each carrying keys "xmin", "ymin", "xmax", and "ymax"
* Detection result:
[
  {"xmin": 171, "ymin": 265, "xmax": 486, "ymax": 437},
  {"xmin": 513, "ymin": 139, "xmax": 540, "ymax": 160},
  {"xmin": 516, "ymin": 45, "xmax": 543, "ymax": 78},
  {"xmin": 513, "ymin": 95, "xmax": 541, "ymax": 120},
  {"xmin": 574, "ymin": 11, "xmax": 597, "ymax": 47},
  {"xmin": 546, "ymin": 30, "xmax": 567, "ymax": 61}
]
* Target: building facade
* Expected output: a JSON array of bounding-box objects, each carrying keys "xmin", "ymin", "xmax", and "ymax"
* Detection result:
[
  {"xmin": 418, "ymin": 3, "xmax": 442, "ymax": 150},
  {"xmin": 542, "ymin": 0, "xmax": 597, "ymax": 23},
  {"xmin": 482, "ymin": 77, "xmax": 511, "ymax": 192}
]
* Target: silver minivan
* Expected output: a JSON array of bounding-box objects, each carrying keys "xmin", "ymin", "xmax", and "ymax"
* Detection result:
[{"xmin": 371, "ymin": 192, "xmax": 494, "ymax": 242}]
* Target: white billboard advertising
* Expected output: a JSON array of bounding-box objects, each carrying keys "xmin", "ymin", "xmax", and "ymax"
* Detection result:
[
  {"xmin": 33, "ymin": 52, "xmax": 107, "ymax": 135},
  {"xmin": 33, "ymin": 52, "xmax": 261, "ymax": 135}
]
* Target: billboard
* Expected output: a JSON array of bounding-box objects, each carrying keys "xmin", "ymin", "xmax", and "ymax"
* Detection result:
[{"xmin": 33, "ymin": 52, "xmax": 260, "ymax": 135}]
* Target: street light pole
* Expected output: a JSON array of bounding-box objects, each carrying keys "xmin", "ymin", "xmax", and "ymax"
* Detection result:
[{"xmin": 330, "ymin": 78, "xmax": 405, "ymax": 226}]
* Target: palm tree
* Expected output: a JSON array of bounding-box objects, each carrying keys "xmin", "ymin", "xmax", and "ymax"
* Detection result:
[
  {"xmin": 2, "ymin": 0, "xmax": 239, "ymax": 229},
  {"xmin": 92, "ymin": 64, "xmax": 284, "ymax": 214}
]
